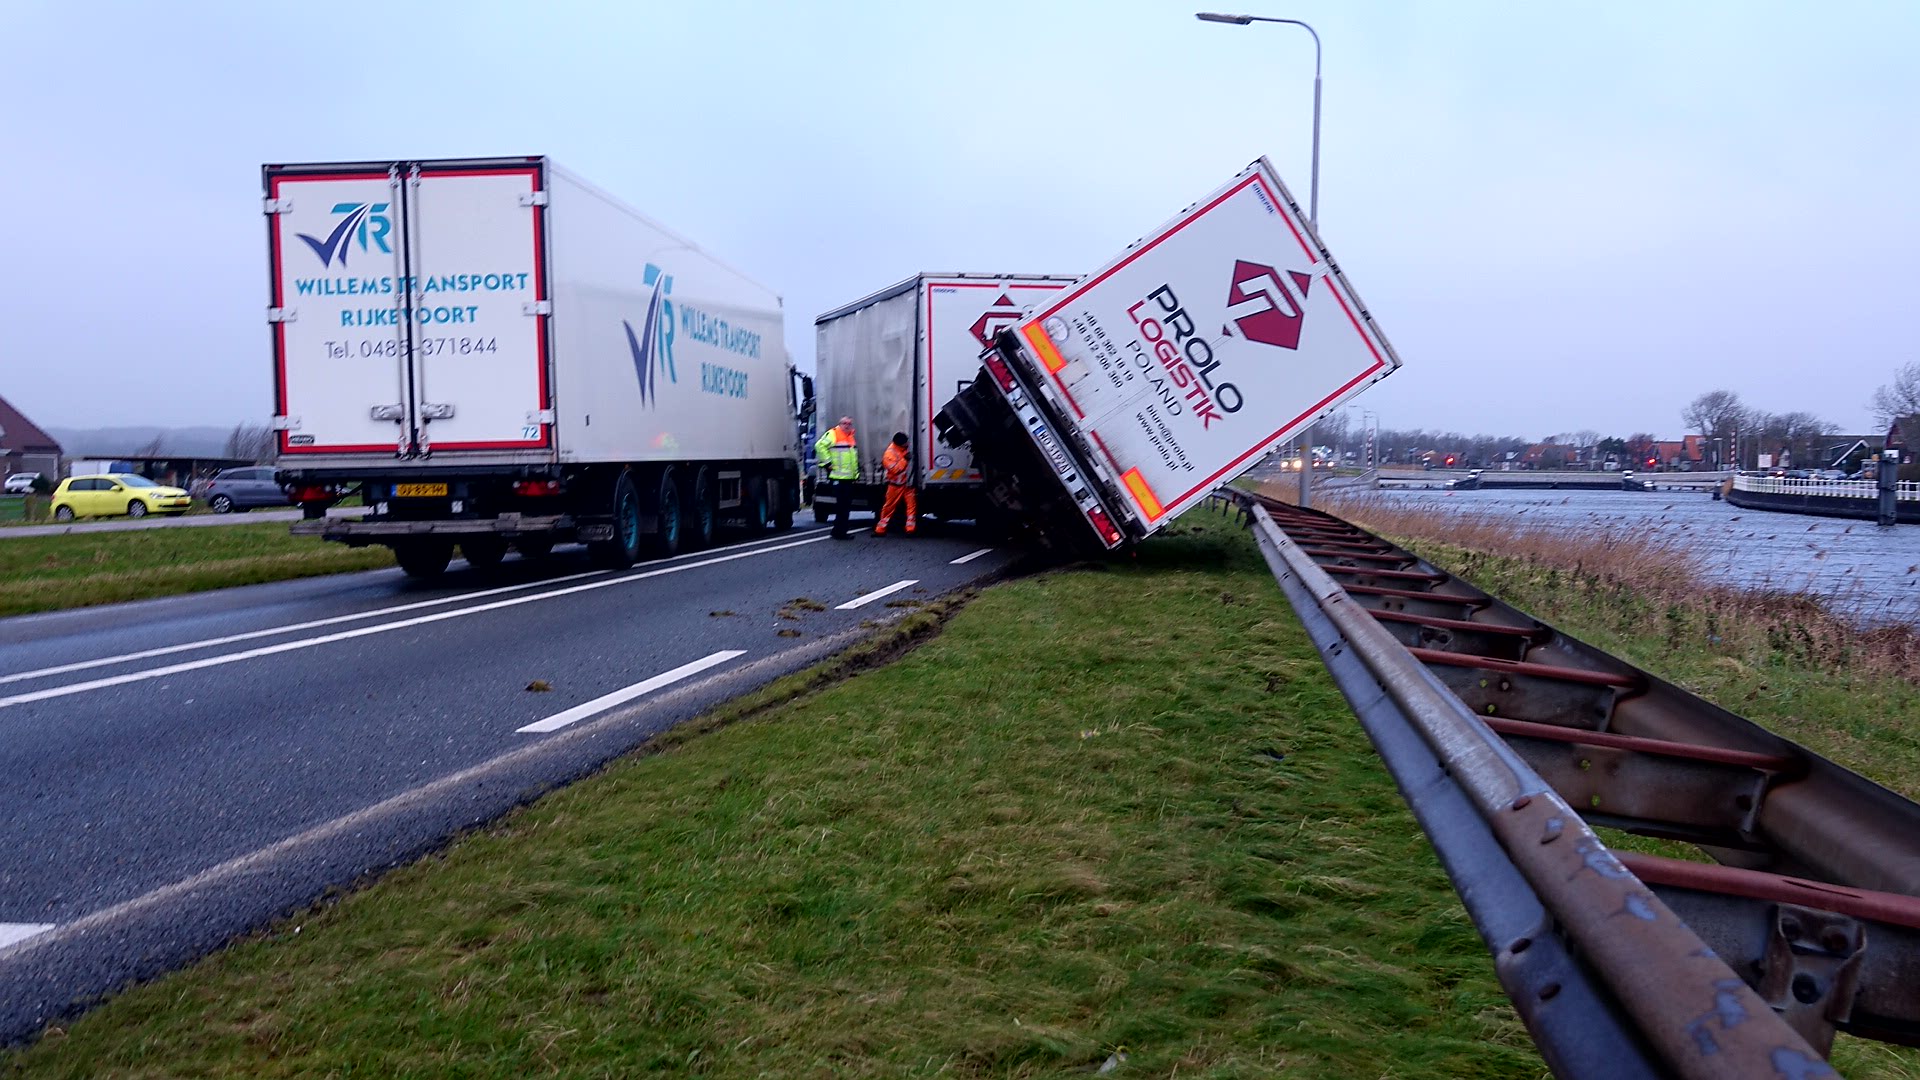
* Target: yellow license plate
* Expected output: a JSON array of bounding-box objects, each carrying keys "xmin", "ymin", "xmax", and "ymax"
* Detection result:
[{"xmin": 394, "ymin": 483, "xmax": 448, "ymax": 497}]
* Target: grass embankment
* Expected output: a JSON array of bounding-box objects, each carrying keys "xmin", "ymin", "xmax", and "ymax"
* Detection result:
[
  {"xmin": 6, "ymin": 515, "xmax": 1548, "ymax": 1079},
  {"xmin": 0, "ymin": 524, "xmax": 391, "ymax": 618}
]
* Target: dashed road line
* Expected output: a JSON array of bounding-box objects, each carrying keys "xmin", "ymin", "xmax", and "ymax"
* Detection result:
[
  {"xmin": 949, "ymin": 547, "xmax": 994, "ymax": 565},
  {"xmin": 517, "ymin": 650, "xmax": 749, "ymax": 734},
  {"xmin": 0, "ymin": 924, "xmax": 53, "ymax": 951},
  {"xmin": 835, "ymin": 579, "xmax": 919, "ymax": 610}
]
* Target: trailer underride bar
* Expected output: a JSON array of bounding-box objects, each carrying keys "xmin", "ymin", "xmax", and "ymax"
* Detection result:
[{"xmin": 1219, "ymin": 488, "xmax": 1920, "ymax": 1079}]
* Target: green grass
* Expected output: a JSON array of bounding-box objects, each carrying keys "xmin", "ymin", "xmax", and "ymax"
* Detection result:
[
  {"xmin": 0, "ymin": 523, "xmax": 392, "ymax": 617},
  {"xmin": 4, "ymin": 514, "xmax": 1546, "ymax": 1079}
]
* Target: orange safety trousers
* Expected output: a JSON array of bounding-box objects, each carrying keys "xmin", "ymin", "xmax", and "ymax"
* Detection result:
[{"xmin": 874, "ymin": 485, "xmax": 917, "ymax": 534}]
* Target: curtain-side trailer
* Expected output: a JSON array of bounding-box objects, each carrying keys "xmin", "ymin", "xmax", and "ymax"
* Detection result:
[
  {"xmin": 812, "ymin": 273, "xmax": 1076, "ymax": 524},
  {"xmin": 265, "ymin": 156, "xmax": 808, "ymax": 577}
]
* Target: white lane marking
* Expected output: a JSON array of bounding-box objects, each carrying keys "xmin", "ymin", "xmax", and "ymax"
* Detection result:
[
  {"xmin": 517, "ymin": 650, "xmax": 747, "ymax": 734},
  {"xmin": 836, "ymin": 579, "xmax": 919, "ymax": 610},
  {"xmin": 0, "ymin": 534, "xmax": 833, "ymax": 711},
  {"xmin": 1, "ymin": 527, "xmax": 828, "ymax": 686},
  {"xmin": 0, "ymin": 924, "xmax": 53, "ymax": 949},
  {"xmin": 950, "ymin": 547, "xmax": 994, "ymax": 565}
]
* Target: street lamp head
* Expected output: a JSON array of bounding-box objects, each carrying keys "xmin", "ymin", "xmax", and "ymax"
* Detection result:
[{"xmin": 1195, "ymin": 12, "xmax": 1254, "ymax": 24}]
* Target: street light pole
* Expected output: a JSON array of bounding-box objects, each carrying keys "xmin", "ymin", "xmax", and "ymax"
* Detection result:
[
  {"xmin": 1197, "ymin": 11, "xmax": 1322, "ymax": 506},
  {"xmin": 1195, "ymin": 12, "xmax": 1321, "ymax": 226}
]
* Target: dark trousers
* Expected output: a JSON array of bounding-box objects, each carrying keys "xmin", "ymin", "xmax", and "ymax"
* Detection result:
[{"xmin": 825, "ymin": 479, "xmax": 852, "ymax": 536}]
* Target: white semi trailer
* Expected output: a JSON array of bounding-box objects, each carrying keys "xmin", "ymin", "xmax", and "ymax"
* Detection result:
[
  {"xmin": 264, "ymin": 156, "xmax": 809, "ymax": 576},
  {"xmin": 813, "ymin": 274, "xmax": 1075, "ymax": 523}
]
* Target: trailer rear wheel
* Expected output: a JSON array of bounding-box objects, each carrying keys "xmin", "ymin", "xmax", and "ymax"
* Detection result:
[
  {"xmin": 395, "ymin": 540, "xmax": 453, "ymax": 579},
  {"xmin": 774, "ymin": 473, "xmax": 795, "ymax": 531},
  {"xmin": 588, "ymin": 472, "xmax": 644, "ymax": 568},
  {"xmin": 686, "ymin": 466, "xmax": 716, "ymax": 550},
  {"xmin": 461, "ymin": 538, "xmax": 507, "ymax": 570},
  {"xmin": 745, "ymin": 477, "xmax": 771, "ymax": 532},
  {"xmin": 646, "ymin": 469, "xmax": 683, "ymax": 559}
]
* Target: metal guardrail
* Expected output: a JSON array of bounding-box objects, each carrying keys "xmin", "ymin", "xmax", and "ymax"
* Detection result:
[
  {"xmin": 1220, "ymin": 488, "xmax": 1920, "ymax": 1078},
  {"xmin": 1732, "ymin": 474, "xmax": 1920, "ymax": 501}
]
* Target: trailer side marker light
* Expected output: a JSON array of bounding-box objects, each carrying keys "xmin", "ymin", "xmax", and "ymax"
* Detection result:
[
  {"xmin": 1123, "ymin": 468, "xmax": 1165, "ymax": 521},
  {"xmin": 1021, "ymin": 321, "xmax": 1069, "ymax": 374}
]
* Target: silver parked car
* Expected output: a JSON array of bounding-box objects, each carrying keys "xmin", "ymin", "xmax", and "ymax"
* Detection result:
[{"xmin": 198, "ymin": 466, "xmax": 292, "ymax": 513}]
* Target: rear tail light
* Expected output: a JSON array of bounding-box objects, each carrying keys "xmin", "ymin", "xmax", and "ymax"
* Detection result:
[
  {"xmin": 513, "ymin": 479, "xmax": 563, "ymax": 497},
  {"xmin": 1085, "ymin": 506, "xmax": 1124, "ymax": 548},
  {"xmin": 292, "ymin": 485, "xmax": 334, "ymax": 504},
  {"xmin": 983, "ymin": 353, "xmax": 1017, "ymax": 393}
]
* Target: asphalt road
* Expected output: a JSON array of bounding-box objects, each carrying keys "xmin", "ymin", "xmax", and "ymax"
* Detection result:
[{"xmin": 0, "ymin": 522, "xmax": 1019, "ymax": 1043}]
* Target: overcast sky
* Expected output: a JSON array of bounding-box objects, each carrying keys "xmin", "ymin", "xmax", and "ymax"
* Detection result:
[{"xmin": 2, "ymin": 0, "xmax": 1914, "ymax": 440}]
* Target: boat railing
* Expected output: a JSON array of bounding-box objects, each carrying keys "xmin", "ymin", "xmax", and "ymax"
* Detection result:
[{"xmin": 1731, "ymin": 473, "xmax": 1920, "ymax": 500}]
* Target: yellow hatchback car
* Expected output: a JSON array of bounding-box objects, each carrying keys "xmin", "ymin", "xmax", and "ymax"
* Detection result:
[{"xmin": 50, "ymin": 474, "xmax": 193, "ymax": 521}]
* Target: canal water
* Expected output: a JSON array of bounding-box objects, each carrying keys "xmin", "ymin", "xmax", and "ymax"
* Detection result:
[{"xmin": 1324, "ymin": 486, "xmax": 1920, "ymax": 626}]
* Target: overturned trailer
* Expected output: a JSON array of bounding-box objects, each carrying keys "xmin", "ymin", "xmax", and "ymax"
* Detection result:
[{"xmin": 936, "ymin": 157, "xmax": 1402, "ymax": 554}]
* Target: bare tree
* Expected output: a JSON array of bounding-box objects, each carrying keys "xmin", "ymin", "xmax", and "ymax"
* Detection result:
[
  {"xmin": 1682, "ymin": 390, "xmax": 1749, "ymax": 442},
  {"xmin": 223, "ymin": 422, "xmax": 275, "ymax": 463},
  {"xmin": 1869, "ymin": 362, "xmax": 1920, "ymax": 427},
  {"xmin": 133, "ymin": 433, "xmax": 167, "ymax": 457}
]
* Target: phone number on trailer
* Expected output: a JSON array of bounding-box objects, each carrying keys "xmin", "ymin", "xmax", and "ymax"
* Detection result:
[{"xmin": 323, "ymin": 337, "xmax": 500, "ymax": 359}]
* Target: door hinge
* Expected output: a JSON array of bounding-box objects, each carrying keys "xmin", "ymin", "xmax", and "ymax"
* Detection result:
[
  {"xmin": 420, "ymin": 402, "xmax": 456, "ymax": 421},
  {"xmin": 526, "ymin": 409, "xmax": 555, "ymax": 425},
  {"xmin": 267, "ymin": 307, "xmax": 297, "ymax": 323},
  {"xmin": 370, "ymin": 404, "xmax": 405, "ymax": 422},
  {"xmin": 522, "ymin": 300, "xmax": 553, "ymax": 316},
  {"xmin": 518, "ymin": 191, "xmax": 549, "ymax": 207},
  {"xmin": 272, "ymin": 415, "xmax": 301, "ymax": 431},
  {"xmin": 263, "ymin": 198, "xmax": 294, "ymax": 214}
]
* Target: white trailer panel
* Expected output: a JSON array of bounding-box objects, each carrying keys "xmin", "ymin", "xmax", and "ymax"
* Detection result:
[
  {"xmin": 267, "ymin": 158, "xmax": 793, "ymax": 470},
  {"xmin": 544, "ymin": 166, "xmax": 793, "ymax": 464},
  {"xmin": 1011, "ymin": 157, "xmax": 1400, "ymax": 531}
]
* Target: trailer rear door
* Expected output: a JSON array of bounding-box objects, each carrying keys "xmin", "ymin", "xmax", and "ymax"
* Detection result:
[
  {"xmin": 266, "ymin": 159, "xmax": 552, "ymax": 458},
  {"xmin": 922, "ymin": 277, "xmax": 1071, "ymax": 485}
]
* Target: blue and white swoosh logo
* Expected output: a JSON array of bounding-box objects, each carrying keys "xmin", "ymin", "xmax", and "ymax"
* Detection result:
[
  {"xmin": 297, "ymin": 204, "xmax": 372, "ymax": 269},
  {"xmin": 624, "ymin": 266, "xmax": 675, "ymax": 407}
]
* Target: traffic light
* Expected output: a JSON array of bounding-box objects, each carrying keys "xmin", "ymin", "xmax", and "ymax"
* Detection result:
[
  {"xmin": 1444, "ymin": 455, "xmax": 1456, "ymax": 467},
  {"xmin": 1646, "ymin": 456, "xmax": 1658, "ymax": 468}
]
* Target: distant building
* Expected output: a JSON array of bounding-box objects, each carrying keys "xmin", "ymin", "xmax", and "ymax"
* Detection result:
[
  {"xmin": 1648, "ymin": 436, "xmax": 1707, "ymax": 471},
  {"xmin": 0, "ymin": 394, "xmax": 62, "ymax": 483}
]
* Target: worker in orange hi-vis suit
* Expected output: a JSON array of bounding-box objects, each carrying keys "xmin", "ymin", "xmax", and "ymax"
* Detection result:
[{"xmin": 873, "ymin": 432, "xmax": 918, "ymax": 536}]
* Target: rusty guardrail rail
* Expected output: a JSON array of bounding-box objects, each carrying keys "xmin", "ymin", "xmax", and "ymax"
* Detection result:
[{"xmin": 1220, "ymin": 487, "xmax": 1920, "ymax": 1078}]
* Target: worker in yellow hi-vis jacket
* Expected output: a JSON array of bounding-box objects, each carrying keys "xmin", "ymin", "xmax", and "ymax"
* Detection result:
[{"xmin": 813, "ymin": 416, "xmax": 859, "ymax": 539}]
